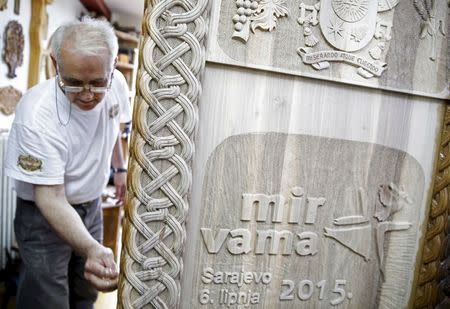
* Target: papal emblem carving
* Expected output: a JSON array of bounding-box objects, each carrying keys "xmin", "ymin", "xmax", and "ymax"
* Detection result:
[
  {"xmin": 221, "ymin": 0, "xmax": 447, "ymax": 91},
  {"xmin": 297, "ymin": 0, "xmax": 392, "ymax": 78},
  {"xmin": 320, "ymin": 0, "xmax": 378, "ymax": 52}
]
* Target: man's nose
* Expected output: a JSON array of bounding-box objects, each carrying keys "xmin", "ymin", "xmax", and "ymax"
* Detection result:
[{"xmin": 79, "ymin": 86, "xmax": 95, "ymax": 98}]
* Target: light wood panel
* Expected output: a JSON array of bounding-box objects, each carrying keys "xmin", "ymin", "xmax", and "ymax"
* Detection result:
[
  {"xmin": 120, "ymin": 0, "xmax": 448, "ymax": 308},
  {"xmin": 180, "ymin": 63, "xmax": 444, "ymax": 308}
]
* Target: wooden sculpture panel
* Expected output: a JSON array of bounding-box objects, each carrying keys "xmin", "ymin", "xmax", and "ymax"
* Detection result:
[{"xmin": 119, "ymin": 1, "xmax": 448, "ymax": 308}]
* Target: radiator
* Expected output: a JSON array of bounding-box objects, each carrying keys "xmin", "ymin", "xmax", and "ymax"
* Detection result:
[{"xmin": 0, "ymin": 133, "xmax": 16, "ymax": 269}]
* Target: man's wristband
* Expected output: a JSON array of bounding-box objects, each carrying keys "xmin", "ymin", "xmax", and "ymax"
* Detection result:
[{"xmin": 113, "ymin": 167, "xmax": 127, "ymax": 173}]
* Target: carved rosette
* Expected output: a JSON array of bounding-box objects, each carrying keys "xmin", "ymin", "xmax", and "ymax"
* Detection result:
[
  {"xmin": 414, "ymin": 106, "xmax": 450, "ymax": 308},
  {"xmin": 118, "ymin": 0, "xmax": 209, "ymax": 308}
]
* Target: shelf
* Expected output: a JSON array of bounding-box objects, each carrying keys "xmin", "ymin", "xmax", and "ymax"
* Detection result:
[
  {"xmin": 116, "ymin": 62, "xmax": 134, "ymax": 70},
  {"xmin": 115, "ymin": 30, "xmax": 139, "ymax": 47}
]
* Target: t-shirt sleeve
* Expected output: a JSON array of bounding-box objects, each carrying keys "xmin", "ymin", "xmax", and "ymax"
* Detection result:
[
  {"xmin": 113, "ymin": 69, "xmax": 132, "ymax": 123},
  {"xmin": 4, "ymin": 123, "xmax": 67, "ymax": 185}
]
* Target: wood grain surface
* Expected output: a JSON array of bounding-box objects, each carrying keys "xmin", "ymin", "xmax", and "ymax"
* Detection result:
[{"xmin": 180, "ymin": 63, "xmax": 444, "ymax": 308}]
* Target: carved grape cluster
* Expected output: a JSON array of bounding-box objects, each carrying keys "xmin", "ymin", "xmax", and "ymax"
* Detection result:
[{"xmin": 233, "ymin": 0, "xmax": 259, "ymax": 32}]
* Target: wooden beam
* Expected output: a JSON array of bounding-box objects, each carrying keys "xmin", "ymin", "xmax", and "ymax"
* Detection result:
[{"xmin": 27, "ymin": 0, "xmax": 52, "ymax": 89}]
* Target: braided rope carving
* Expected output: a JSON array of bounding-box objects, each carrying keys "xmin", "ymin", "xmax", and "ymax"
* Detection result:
[
  {"xmin": 119, "ymin": 0, "xmax": 208, "ymax": 307},
  {"xmin": 414, "ymin": 105, "xmax": 450, "ymax": 308}
]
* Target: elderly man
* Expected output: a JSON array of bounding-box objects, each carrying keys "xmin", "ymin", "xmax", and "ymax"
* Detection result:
[{"xmin": 4, "ymin": 17, "xmax": 131, "ymax": 309}]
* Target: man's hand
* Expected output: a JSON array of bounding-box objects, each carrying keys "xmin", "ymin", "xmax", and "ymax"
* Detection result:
[
  {"xmin": 113, "ymin": 171, "xmax": 126, "ymax": 204},
  {"xmin": 84, "ymin": 243, "xmax": 119, "ymax": 292},
  {"xmin": 34, "ymin": 185, "xmax": 119, "ymax": 293}
]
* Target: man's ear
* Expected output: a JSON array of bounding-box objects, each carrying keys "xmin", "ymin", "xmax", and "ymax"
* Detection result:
[{"xmin": 50, "ymin": 54, "xmax": 57, "ymax": 71}]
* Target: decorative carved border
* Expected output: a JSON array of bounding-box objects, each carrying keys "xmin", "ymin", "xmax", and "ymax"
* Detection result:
[
  {"xmin": 413, "ymin": 105, "xmax": 450, "ymax": 308},
  {"xmin": 118, "ymin": 0, "xmax": 209, "ymax": 307}
]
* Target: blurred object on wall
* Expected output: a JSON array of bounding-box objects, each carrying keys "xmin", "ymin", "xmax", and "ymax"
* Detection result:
[
  {"xmin": 44, "ymin": 33, "xmax": 55, "ymax": 80},
  {"xmin": 14, "ymin": 0, "xmax": 20, "ymax": 15},
  {"xmin": 112, "ymin": 22, "xmax": 140, "ymax": 37},
  {"xmin": 3, "ymin": 20, "xmax": 24, "ymax": 78},
  {"xmin": 0, "ymin": 0, "xmax": 7, "ymax": 11},
  {"xmin": 0, "ymin": 86, "xmax": 22, "ymax": 116}
]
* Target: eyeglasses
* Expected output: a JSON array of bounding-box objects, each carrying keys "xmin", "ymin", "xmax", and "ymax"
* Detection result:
[{"xmin": 56, "ymin": 67, "xmax": 114, "ymax": 94}]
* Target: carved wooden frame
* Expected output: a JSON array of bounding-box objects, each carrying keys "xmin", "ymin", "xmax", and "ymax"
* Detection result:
[
  {"xmin": 28, "ymin": 0, "xmax": 53, "ymax": 88},
  {"xmin": 118, "ymin": 1, "xmax": 449, "ymax": 308},
  {"xmin": 118, "ymin": 0, "xmax": 209, "ymax": 307},
  {"xmin": 412, "ymin": 106, "xmax": 450, "ymax": 308}
]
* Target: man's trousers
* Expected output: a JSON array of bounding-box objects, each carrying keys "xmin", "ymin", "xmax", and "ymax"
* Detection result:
[{"xmin": 14, "ymin": 197, "xmax": 103, "ymax": 309}]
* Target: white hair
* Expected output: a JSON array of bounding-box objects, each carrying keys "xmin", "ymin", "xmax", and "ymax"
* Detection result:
[{"xmin": 51, "ymin": 16, "xmax": 118, "ymax": 69}]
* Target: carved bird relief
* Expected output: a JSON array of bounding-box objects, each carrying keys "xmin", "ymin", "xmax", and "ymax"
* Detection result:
[
  {"xmin": 3, "ymin": 20, "xmax": 24, "ymax": 78},
  {"xmin": 375, "ymin": 182, "xmax": 412, "ymax": 222}
]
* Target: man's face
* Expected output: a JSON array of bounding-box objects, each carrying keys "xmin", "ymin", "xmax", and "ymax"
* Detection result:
[{"xmin": 58, "ymin": 47, "xmax": 111, "ymax": 111}]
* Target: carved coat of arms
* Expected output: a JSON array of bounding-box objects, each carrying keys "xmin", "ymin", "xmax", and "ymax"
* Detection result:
[
  {"xmin": 229, "ymin": 0, "xmax": 430, "ymax": 79},
  {"xmin": 320, "ymin": 0, "xmax": 378, "ymax": 52}
]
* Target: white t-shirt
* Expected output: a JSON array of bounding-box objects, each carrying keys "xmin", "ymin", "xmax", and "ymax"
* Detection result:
[{"xmin": 5, "ymin": 69, "xmax": 131, "ymax": 204}]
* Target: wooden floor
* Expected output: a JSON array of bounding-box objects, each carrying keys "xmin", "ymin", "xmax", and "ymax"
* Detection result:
[
  {"xmin": 95, "ymin": 290, "xmax": 118, "ymax": 308},
  {"xmin": 95, "ymin": 191, "xmax": 123, "ymax": 309}
]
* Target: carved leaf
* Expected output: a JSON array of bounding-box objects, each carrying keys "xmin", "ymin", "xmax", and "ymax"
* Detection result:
[
  {"xmin": 419, "ymin": 21, "xmax": 434, "ymax": 38},
  {"xmin": 250, "ymin": 0, "xmax": 288, "ymax": 33}
]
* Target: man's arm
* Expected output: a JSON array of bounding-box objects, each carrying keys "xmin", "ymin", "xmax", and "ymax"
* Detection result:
[
  {"xmin": 34, "ymin": 184, "xmax": 118, "ymax": 291},
  {"xmin": 111, "ymin": 134, "xmax": 127, "ymax": 204}
]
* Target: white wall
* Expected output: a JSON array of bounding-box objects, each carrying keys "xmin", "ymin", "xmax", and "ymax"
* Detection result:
[
  {"xmin": 0, "ymin": 0, "xmax": 85, "ymax": 131},
  {"xmin": 0, "ymin": 0, "xmax": 31, "ymax": 130}
]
